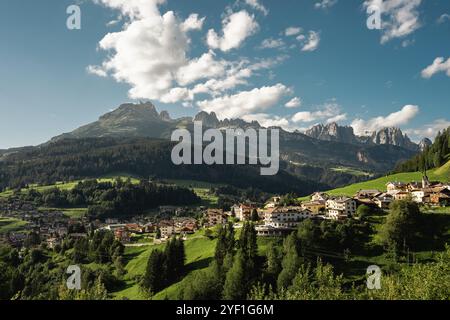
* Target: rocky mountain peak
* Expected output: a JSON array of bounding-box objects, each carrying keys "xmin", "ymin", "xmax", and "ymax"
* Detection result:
[
  {"xmin": 419, "ymin": 137, "xmax": 432, "ymax": 151},
  {"xmin": 193, "ymin": 111, "xmax": 220, "ymax": 128},
  {"xmin": 370, "ymin": 127, "xmax": 417, "ymax": 150},
  {"xmin": 305, "ymin": 122, "xmax": 358, "ymax": 144},
  {"xmin": 99, "ymin": 102, "xmax": 159, "ymax": 122},
  {"xmin": 159, "ymin": 110, "xmax": 172, "ymax": 122}
]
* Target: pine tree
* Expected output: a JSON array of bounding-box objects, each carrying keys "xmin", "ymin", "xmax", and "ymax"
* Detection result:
[
  {"xmin": 142, "ymin": 249, "xmax": 165, "ymax": 295},
  {"xmin": 222, "ymin": 250, "xmax": 247, "ymax": 300},
  {"xmin": 277, "ymin": 233, "xmax": 302, "ymax": 290}
]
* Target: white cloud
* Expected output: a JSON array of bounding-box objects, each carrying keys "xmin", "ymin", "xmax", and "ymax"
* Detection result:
[
  {"xmin": 207, "ymin": 10, "xmax": 259, "ymax": 52},
  {"xmin": 197, "ymin": 84, "xmax": 292, "ymax": 119},
  {"xmin": 285, "ymin": 27, "xmax": 302, "ymax": 36},
  {"xmin": 244, "ymin": 0, "xmax": 268, "ymax": 16},
  {"xmin": 292, "ymin": 101, "xmax": 343, "ymax": 123},
  {"xmin": 91, "ymin": 0, "xmax": 193, "ymax": 100},
  {"xmin": 363, "ymin": 0, "xmax": 422, "ymax": 44},
  {"xmin": 260, "ymin": 38, "xmax": 285, "ymax": 49},
  {"xmin": 242, "ymin": 113, "xmax": 290, "ymax": 128},
  {"xmin": 326, "ymin": 113, "xmax": 347, "ymax": 123},
  {"xmin": 86, "ymin": 65, "xmax": 108, "ymax": 77},
  {"xmin": 181, "ymin": 13, "xmax": 205, "ymax": 32},
  {"xmin": 301, "ymin": 31, "xmax": 320, "ymax": 52},
  {"xmin": 176, "ymin": 51, "xmax": 227, "ymax": 86},
  {"xmin": 405, "ymin": 119, "xmax": 450, "ymax": 140},
  {"xmin": 421, "ymin": 57, "xmax": 450, "ymax": 79},
  {"xmin": 160, "ymin": 87, "xmax": 193, "ymax": 104},
  {"xmin": 94, "ymin": 0, "xmax": 166, "ymax": 20},
  {"xmin": 285, "ymin": 97, "xmax": 302, "ymax": 108},
  {"xmin": 351, "ymin": 105, "xmax": 420, "ymax": 135},
  {"xmin": 314, "ymin": 0, "xmax": 338, "ymax": 10},
  {"xmin": 90, "ymin": 0, "xmax": 295, "ymax": 120},
  {"xmin": 191, "ymin": 56, "xmax": 286, "ymax": 97}
]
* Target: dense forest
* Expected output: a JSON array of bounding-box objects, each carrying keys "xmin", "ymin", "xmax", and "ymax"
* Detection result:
[
  {"xmin": 146, "ymin": 202, "xmax": 449, "ymax": 300},
  {"xmin": 395, "ymin": 127, "xmax": 450, "ymax": 173},
  {"xmin": 0, "ymin": 230, "xmax": 124, "ymax": 300},
  {"xmin": 15, "ymin": 179, "xmax": 200, "ymax": 218},
  {"xmin": 0, "ymin": 137, "xmax": 324, "ymax": 196}
]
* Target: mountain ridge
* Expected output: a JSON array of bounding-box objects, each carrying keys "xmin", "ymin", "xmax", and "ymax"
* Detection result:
[
  {"xmin": 304, "ymin": 122, "xmax": 420, "ymax": 151},
  {"xmin": 9, "ymin": 102, "xmax": 420, "ymax": 188}
]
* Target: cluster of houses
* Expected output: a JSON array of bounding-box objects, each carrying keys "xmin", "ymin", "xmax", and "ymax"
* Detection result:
[
  {"xmin": 2, "ymin": 175, "xmax": 449, "ymax": 246},
  {"xmin": 203, "ymin": 175, "xmax": 450, "ymax": 237},
  {"xmin": 100, "ymin": 216, "xmax": 199, "ymax": 243}
]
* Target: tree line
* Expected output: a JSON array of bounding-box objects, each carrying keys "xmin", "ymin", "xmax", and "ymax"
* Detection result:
[
  {"xmin": 396, "ymin": 127, "xmax": 450, "ymax": 173},
  {"xmin": 15, "ymin": 178, "xmax": 200, "ymax": 218},
  {"xmin": 0, "ymin": 137, "xmax": 322, "ymax": 195}
]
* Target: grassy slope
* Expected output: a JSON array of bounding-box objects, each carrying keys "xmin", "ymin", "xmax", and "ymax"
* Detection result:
[
  {"xmin": 112, "ymin": 230, "xmax": 218, "ymax": 300},
  {"xmin": 0, "ymin": 217, "xmax": 28, "ymax": 234},
  {"xmin": 0, "ymin": 176, "xmax": 140, "ymax": 198},
  {"xmin": 300, "ymin": 160, "xmax": 450, "ymax": 199}
]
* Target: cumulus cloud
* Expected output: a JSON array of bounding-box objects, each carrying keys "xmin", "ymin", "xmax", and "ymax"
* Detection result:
[
  {"xmin": 176, "ymin": 51, "xmax": 227, "ymax": 86},
  {"xmin": 301, "ymin": 31, "xmax": 320, "ymax": 52},
  {"xmin": 90, "ymin": 0, "xmax": 297, "ymax": 122},
  {"xmin": 207, "ymin": 10, "xmax": 259, "ymax": 52},
  {"xmin": 421, "ymin": 57, "xmax": 450, "ymax": 79},
  {"xmin": 315, "ymin": 0, "xmax": 338, "ymax": 10},
  {"xmin": 326, "ymin": 113, "xmax": 347, "ymax": 123},
  {"xmin": 292, "ymin": 101, "xmax": 344, "ymax": 123},
  {"xmin": 351, "ymin": 105, "xmax": 420, "ymax": 135},
  {"xmin": 405, "ymin": 119, "xmax": 450, "ymax": 141},
  {"xmin": 363, "ymin": 0, "xmax": 422, "ymax": 44},
  {"xmin": 191, "ymin": 56, "xmax": 286, "ymax": 97},
  {"xmin": 244, "ymin": 0, "xmax": 268, "ymax": 16},
  {"xmin": 285, "ymin": 97, "xmax": 302, "ymax": 108},
  {"xmin": 260, "ymin": 38, "xmax": 285, "ymax": 49},
  {"xmin": 242, "ymin": 113, "xmax": 290, "ymax": 128},
  {"xmin": 285, "ymin": 27, "xmax": 302, "ymax": 36},
  {"xmin": 90, "ymin": 0, "xmax": 197, "ymax": 100},
  {"xmin": 197, "ymin": 84, "xmax": 292, "ymax": 119},
  {"xmin": 180, "ymin": 13, "xmax": 205, "ymax": 32}
]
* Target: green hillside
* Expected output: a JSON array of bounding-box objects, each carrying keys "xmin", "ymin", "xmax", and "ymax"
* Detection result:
[
  {"xmin": 314, "ymin": 160, "xmax": 450, "ymax": 198},
  {"xmin": 111, "ymin": 230, "xmax": 217, "ymax": 300}
]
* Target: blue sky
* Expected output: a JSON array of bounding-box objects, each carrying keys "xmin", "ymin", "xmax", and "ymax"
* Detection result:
[{"xmin": 0, "ymin": 0, "xmax": 449, "ymax": 149}]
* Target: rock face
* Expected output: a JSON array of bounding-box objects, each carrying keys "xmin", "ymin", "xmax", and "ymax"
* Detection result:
[
  {"xmin": 48, "ymin": 102, "xmax": 418, "ymax": 182},
  {"xmin": 159, "ymin": 110, "xmax": 172, "ymax": 122},
  {"xmin": 305, "ymin": 123, "xmax": 358, "ymax": 144},
  {"xmin": 51, "ymin": 102, "xmax": 177, "ymax": 141},
  {"xmin": 304, "ymin": 122, "xmax": 419, "ymax": 151},
  {"xmin": 369, "ymin": 127, "xmax": 417, "ymax": 151},
  {"xmin": 193, "ymin": 111, "xmax": 220, "ymax": 128},
  {"xmin": 419, "ymin": 138, "xmax": 432, "ymax": 151}
]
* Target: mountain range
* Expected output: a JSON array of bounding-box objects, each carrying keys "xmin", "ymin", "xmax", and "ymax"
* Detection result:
[
  {"xmin": 43, "ymin": 102, "xmax": 421, "ymax": 188},
  {"xmin": 53, "ymin": 101, "xmax": 428, "ymax": 151},
  {"xmin": 304, "ymin": 122, "xmax": 431, "ymax": 152}
]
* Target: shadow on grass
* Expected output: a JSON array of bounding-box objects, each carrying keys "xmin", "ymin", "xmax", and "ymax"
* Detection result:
[
  {"xmin": 124, "ymin": 247, "xmax": 148, "ymax": 264},
  {"xmin": 186, "ymin": 257, "xmax": 213, "ymax": 271}
]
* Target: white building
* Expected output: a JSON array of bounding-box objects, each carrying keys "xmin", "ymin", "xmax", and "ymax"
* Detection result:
[
  {"xmin": 264, "ymin": 207, "xmax": 313, "ymax": 228},
  {"xmin": 326, "ymin": 197, "xmax": 356, "ymax": 220}
]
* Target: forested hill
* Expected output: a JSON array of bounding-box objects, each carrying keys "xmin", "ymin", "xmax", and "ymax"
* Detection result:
[
  {"xmin": 0, "ymin": 137, "xmax": 325, "ymax": 196},
  {"xmin": 395, "ymin": 127, "xmax": 450, "ymax": 173}
]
